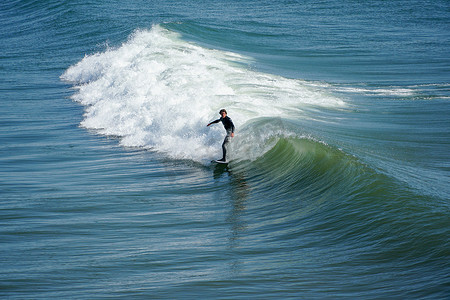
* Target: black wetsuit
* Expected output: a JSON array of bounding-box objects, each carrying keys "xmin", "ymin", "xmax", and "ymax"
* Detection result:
[{"xmin": 210, "ymin": 116, "xmax": 235, "ymax": 161}]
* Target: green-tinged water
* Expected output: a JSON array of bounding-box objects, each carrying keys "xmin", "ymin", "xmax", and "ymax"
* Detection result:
[{"xmin": 1, "ymin": 0, "xmax": 449, "ymax": 298}]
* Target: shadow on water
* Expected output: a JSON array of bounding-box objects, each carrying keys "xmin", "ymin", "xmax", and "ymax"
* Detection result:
[
  {"xmin": 212, "ymin": 162, "xmax": 230, "ymax": 179},
  {"xmin": 211, "ymin": 162, "xmax": 249, "ymax": 274}
]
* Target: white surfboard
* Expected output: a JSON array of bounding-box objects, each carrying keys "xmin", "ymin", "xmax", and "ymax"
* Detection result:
[{"xmin": 212, "ymin": 160, "xmax": 228, "ymax": 164}]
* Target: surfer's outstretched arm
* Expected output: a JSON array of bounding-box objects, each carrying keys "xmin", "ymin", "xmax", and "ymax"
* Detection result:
[{"xmin": 207, "ymin": 119, "xmax": 221, "ymax": 126}]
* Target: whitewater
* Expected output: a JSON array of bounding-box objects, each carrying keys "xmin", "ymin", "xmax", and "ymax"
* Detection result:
[
  {"xmin": 2, "ymin": 0, "xmax": 449, "ymax": 298},
  {"xmin": 62, "ymin": 26, "xmax": 345, "ymax": 163}
]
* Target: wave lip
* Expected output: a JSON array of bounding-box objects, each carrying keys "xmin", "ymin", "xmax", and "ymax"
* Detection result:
[{"xmin": 62, "ymin": 25, "xmax": 345, "ymax": 163}]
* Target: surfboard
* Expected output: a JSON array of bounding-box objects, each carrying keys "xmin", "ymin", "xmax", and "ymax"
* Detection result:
[{"xmin": 212, "ymin": 160, "xmax": 228, "ymax": 164}]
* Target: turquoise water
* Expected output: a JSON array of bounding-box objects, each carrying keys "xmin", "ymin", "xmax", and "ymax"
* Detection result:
[{"xmin": 1, "ymin": 0, "xmax": 449, "ymax": 298}]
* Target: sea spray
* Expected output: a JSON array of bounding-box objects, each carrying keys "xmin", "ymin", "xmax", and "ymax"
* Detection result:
[{"xmin": 62, "ymin": 25, "xmax": 345, "ymax": 163}]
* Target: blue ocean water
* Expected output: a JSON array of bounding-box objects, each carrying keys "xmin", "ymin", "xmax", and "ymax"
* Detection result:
[{"xmin": 1, "ymin": 0, "xmax": 449, "ymax": 298}]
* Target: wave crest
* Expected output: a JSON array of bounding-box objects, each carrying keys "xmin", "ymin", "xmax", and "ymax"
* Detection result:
[{"xmin": 61, "ymin": 25, "xmax": 345, "ymax": 163}]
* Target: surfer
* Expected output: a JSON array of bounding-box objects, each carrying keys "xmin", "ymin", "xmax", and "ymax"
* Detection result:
[{"xmin": 207, "ymin": 109, "xmax": 235, "ymax": 162}]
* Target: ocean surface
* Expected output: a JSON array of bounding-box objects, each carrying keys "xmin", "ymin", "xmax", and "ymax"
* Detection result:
[{"xmin": 1, "ymin": 0, "xmax": 449, "ymax": 298}]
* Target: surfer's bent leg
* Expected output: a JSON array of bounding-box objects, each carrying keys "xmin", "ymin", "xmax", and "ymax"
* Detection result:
[{"xmin": 221, "ymin": 131, "xmax": 232, "ymax": 161}]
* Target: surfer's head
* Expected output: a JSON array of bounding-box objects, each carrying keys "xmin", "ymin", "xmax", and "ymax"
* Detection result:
[{"xmin": 219, "ymin": 109, "xmax": 227, "ymax": 116}]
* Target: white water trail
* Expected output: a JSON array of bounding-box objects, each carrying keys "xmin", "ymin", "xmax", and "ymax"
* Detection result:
[{"xmin": 61, "ymin": 25, "xmax": 345, "ymax": 163}]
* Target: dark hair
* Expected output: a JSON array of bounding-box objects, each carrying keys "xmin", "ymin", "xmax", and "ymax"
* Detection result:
[{"xmin": 219, "ymin": 109, "xmax": 227, "ymax": 114}]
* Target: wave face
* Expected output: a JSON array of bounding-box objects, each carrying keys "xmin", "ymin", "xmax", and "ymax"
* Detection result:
[
  {"xmin": 61, "ymin": 25, "xmax": 344, "ymax": 163},
  {"xmin": 2, "ymin": 0, "xmax": 449, "ymax": 298},
  {"xmin": 61, "ymin": 23, "xmax": 449, "ymax": 200},
  {"xmin": 61, "ymin": 24, "xmax": 450, "ymax": 201}
]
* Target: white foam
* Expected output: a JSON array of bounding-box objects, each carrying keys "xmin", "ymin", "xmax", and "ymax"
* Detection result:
[
  {"xmin": 61, "ymin": 25, "xmax": 345, "ymax": 163},
  {"xmin": 331, "ymin": 85, "xmax": 417, "ymax": 97}
]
